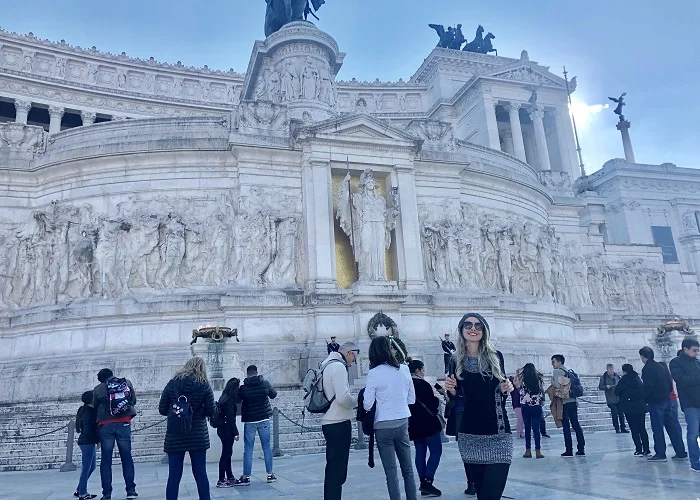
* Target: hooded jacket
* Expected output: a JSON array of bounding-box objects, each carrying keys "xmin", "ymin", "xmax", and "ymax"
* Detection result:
[
  {"xmin": 238, "ymin": 375, "xmax": 277, "ymax": 422},
  {"xmin": 669, "ymin": 353, "xmax": 700, "ymax": 410},
  {"xmin": 614, "ymin": 372, "xmax": 647, "ymax": 415},
  {"xmin": 75, "ymin": 405, "xmax": 99, "ymax": 445},
  {"xmin": 158, "ymin": 375, "xmax": 215, "ymax": 453},
  {"xmin": 216, "ymin": 392, "xmax": 240, "ymax": 441}
]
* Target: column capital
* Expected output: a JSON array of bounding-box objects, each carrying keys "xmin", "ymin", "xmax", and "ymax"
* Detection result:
[
  {"xmin": 502, "ymin": 101, "xmax": 522, "ymax": 113},
  {"xmin": 48, "ymin": 105, "xmax": 65, "ymax": 118},
  {"xmin": 528, "ymin": 106, "xmax": 545, "ymax": 120},
  {"xmin": 14, "ymin": 99, "xmax": 32, "ymax": 113},
  {"xmin": 616, "ymin": 119, "xmax": 631, "ymax": 131},
  {"xmin": 81, "ymin": 111, "xmax": 97, "ymax": 125}
]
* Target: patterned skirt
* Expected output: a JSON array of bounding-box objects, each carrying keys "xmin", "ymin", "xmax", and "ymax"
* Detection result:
[{"xmin": 458, "ymin": 432, "xmax": 513, "ymax": 465}]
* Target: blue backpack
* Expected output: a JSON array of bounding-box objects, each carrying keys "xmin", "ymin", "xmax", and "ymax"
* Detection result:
[{"xmin": 565, "ymin": 369, "xmax": 584, "ymax": 398}]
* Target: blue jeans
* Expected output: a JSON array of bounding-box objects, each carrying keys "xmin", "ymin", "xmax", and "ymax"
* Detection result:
[
  {"xmin": 413, "ymin": 431, "xmax": 442, "ymax": 482},
  {"xmin": 682, "ymin": 407, "xmax": 700, "ymax": 467},
  {"xmin": 522, "ymin": 405, "xmax": 543, "ymax": 451},
  {"xmin": 648, "ymin": 400, "xmax": 686, "ymax": 458},
  {"xmin": 243, "ymin": 421, "xmax": 273, "ymax": 476},
  {"xmin": 99, "ymin": 422, "xmax": 136, "ymax": 496},
  {"xmin": 77, "ymin": 444, "xmax": 97, "ymax": 496},
  {"xmin": 166, "ymin": 450, "xmax": 210, "ymax": 500}
]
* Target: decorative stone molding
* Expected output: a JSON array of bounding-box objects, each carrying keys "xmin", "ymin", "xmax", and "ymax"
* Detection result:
[
  {"xmin": 13, "ymin": 99, "xmax": 31, "ymax": 113},
  {"xmin": 0, "ymin": 122, "xmax": 47, "ymax": 157},
  {"xmin": 606, "ymin": 201, "xmax": 641, "ymax": 214},
  {"xmin": 235, "ymin": 100, "xmax": 289, "ymax": 136},
  {"xmin": 538, "ymin": 171, "xmax": 572, "ymax": 195},
  {"xmin": 406, "ymin": 120, "xmax": 457, "ymax": 150}
]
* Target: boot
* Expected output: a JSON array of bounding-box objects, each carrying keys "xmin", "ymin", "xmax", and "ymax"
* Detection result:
[
  {"xmin": 420, "ymin": 478, "xmax": 442, "ymax": 497},
  {"xmin": 536, "ymin": 450, "xmax": 545, "ymax": 459},
  {"xmin": 465, "ymin": 482, "xmax": 476, "ymax": 496},
  {"xmin": 523, "ymin": 448, "xmax": 532, "ymax": 458}
]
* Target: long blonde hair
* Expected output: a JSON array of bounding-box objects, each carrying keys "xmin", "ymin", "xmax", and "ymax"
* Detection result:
[
  {"xmin": 454, "ymin": 313, "xmax": 504, "ymax": 381},
  {"xmin": 174, "ymin": 356, "xmax": 208, "ymax": 383}
]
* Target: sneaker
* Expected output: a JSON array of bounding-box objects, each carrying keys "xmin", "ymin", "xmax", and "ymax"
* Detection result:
[
  {"xmin": 234, "ymin": 476, "xmax": 251, "ymax": 486},
  {"xmin": 99, "ymin": 496, "xmax": 111, "ymax": 500},
  {"xmin": 620, "ymin": 429, "xmax": 629, "ymax": 433},
  {"xmin": 74, "ymin": 493, "xmax": 79, "ymax": 499},
  {"xmin": 642, "ymin": 450, "xmax": 651, "ymax": 457},
  {"xmin": 465, "ymin": 482, "xmax": 476, "ymax": 496},
  {"xmin": 561, "ymin": 450, "xmax": 574, "ymax": 457},
  {"xmin": 647, "ymin": 455, "xmax": 667, "ymax": 462},
  {"xmin": 420, "ymin": 480, "xmax": 442, "ymax": 497},
  {"xmin": 575, "ymin": 450, "xmax": 586, "ymax": 457},
  {"xmin": 615, "ymin": 429, "xmax": 621, "ymax": 434},
  {"xmin": 267, "ymin": 473, "xmax": 277, "ymax": 483},
  {"xmin": 633, "ymin": 451, "xmax": 644, "ymax": 457},
  {"xmin": 79, "ymin": 495, "xmax": 97, "ymax": 500},
  {"xmin": 691, "ymin": 464, "xmax": 700, "ymax": 473},
  {"xmin": 541, "ymin": 433, "xmax": 551, "ymax": 438},
  {"xmin": 226, "ymin": 478, "xmax": 237, "ymax": 486},
  {"xmin": 126, "ymin": 493, "xmax": 138, "ymax": 500},
  {"xmin": 672, "ymin": 454, "xmax": 688, "ymax": 461},
  {"xmin": 216, "ymin": 480, "xmax": 233, "ymax": 488}
]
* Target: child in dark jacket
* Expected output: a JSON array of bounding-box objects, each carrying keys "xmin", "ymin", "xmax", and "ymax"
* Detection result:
[
  {"xmin": 216, "ymin": 378, "xmax": 241, "ymax": 488},
  {"xmin": 74, "ymin": 390, "xmax": 99, "ymax": 499}
]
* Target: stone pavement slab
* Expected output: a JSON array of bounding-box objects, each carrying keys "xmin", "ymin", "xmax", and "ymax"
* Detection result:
[{"xmin": 0, "ymin": 431, "xmax": 698, "ymax": 499}]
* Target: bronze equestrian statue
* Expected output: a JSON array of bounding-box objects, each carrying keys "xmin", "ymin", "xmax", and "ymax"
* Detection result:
[{"xmin": 265, "ymin": 0, "xmax": 326, "ymax": 37}]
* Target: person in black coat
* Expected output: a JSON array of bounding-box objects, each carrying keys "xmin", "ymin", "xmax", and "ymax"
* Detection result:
[
  {"xmin": 216, "ymin": 378, "xmax": 240, "ymax": 488},
  {"xmin": 74, "ymin": 390, "xmax": 99, "ymax": 499},
  {"xmin": 408, "ymin": 359, "xmax": 443, "ymax": 497},
  {"xmin": 158, "ymin": 357, "xmax": 215, "ymax": 500},
  {"xmin": 615, "ymin": 364, "xmax": 650, "ymax": 456},
  {"xmin": 236, "ymin": 365, "xmax": 278, "ymax": 485}
]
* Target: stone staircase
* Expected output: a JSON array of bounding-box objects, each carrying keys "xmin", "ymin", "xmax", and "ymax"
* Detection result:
[{"xmin": 0, "ymin": 375, "xmax": 621, "ymax": 472}]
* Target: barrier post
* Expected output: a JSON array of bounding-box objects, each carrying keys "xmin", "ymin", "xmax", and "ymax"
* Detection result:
[
  {"xmin": 354, "ymin": 422, "xmax": 367, "ymax": 450},
  {"xmin": 272, "ymin": 408, "xmax": 283, "ymax": 457},
  {"xmin": 60, "ymin": 421, "xmax": 77, "ymax": 472}
]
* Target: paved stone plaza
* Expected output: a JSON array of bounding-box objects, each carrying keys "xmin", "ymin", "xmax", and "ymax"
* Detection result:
[{"xmin": 1, "ymin": 432, "xmax": 697, "ymax": 500}]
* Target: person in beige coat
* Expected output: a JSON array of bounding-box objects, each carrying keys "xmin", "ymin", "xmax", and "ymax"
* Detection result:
[{"xmin": 321, "ymin": 342, "xmax": 359, "ymax": 500}]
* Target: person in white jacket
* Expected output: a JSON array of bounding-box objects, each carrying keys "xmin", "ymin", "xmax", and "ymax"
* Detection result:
[
  {"xmin": 321, "ymin": 342, "xmax": 358, "ymax": 500},
  {"xmin": 364, "ymin": 336, "xmax": 417, "ymax": 500}
]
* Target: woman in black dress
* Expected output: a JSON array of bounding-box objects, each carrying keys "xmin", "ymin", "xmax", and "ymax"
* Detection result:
[{"xmin": 444, "ymin": 312, "xmax": 513, "ymax": 500}]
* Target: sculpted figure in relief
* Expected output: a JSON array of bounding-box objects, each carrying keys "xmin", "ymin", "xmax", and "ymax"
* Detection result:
[
  {"xmin": 337, "ymin": 169, "xmax": 399, "ymax": 282},
  {"xmin": 281, "ymin": 60, "xmax": 299, "ymax": 102}
]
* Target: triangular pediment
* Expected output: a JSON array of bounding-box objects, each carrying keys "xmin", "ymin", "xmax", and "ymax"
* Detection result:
[
  {"xmin": 488, "ymin": 62, "xmax": 566, "ymax": 88},
  {"xmin": 294, "ymin": 113, "xmax": 422, "ymax": 148}
]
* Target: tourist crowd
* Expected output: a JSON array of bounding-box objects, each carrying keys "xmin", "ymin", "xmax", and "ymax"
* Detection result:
[{"xmin": 71, "ymin": 318, "xmax": 700, "ymax": 500}]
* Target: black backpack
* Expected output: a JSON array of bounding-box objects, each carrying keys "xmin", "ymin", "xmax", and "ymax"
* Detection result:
[
  {"xmin": 209, "ymin": 401, "xmax": 226, "ymax": 429},
  {"xmin": 106, "ymin": 378, "xmax": 133, "ymax": 417},
  {"xmin": 356, "ymin": 388, "xmax": 376, "ymax": 468},
  {"xmin": 167, "ymin": 388, "xmax": 193, "ymax": 435}
]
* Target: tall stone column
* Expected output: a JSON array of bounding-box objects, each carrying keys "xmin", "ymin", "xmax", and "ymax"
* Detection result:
[
  {"xmin": 505, "ymin": 102, "xmax": 526, "ymax": 162},
  {"xmin": 500, "ymin": 129, "xmax": 514, "ymax": 156},
  {"xmin": 394, "ymin": 166, "xmax": 425, "ymax": 290},
  {"xmin": 14, "ymin": 100, "xmax": 31, "ymax": 124},
  {"xmin": 80, "ymin": 111, "xmax": 96, "ymax": 126},
  {"xmin": 483, "ymin": 97, "xmax": 501, "ymax": 150},
  {"xmin": 48, "ymin": 106, "xmax": 64, "ymax": 134},
  {"xmin": 552, "ymin": 107, "xmax": 580, "ymax": 181},
  {"xmin": 528, "ymin": 107, "xmax": 551, "ymax": 172},
  {"xmin": 617, "ymin": 119, "xmax": 636, "ymax": 163},
  {"xmin": 302, "ymin": 160, "xmax": 337, "ymax": 290}
]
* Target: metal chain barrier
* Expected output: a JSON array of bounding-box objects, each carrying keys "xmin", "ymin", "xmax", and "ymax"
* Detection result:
[
  {"xmin": 277, "ymin": 408, "xmax": 322, "ymax": 433},
  {"xmin": 578, "ymin": 397, "xmax": 608, "ymax": 405},
  {"xmin": 3, "ymin": 420, "xmax": 71, "ymax": 440},
  {"xmin": 131, "ymin": 418, "xmax": 166, "ymax": 434}
]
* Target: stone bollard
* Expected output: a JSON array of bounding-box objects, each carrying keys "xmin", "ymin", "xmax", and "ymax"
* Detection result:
[
  {"xmin": 60, "ymin": 420, "xmax": 77, "ymax": 472},
  {"xmin": 272, "ymin": 407, "xmax": 283, "ymax": 457},
  {"xmin": 354, "ymin": 423, "xmax": 367, "ymax": 450}
]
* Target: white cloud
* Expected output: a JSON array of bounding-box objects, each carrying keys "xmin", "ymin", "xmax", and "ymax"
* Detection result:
[{"xmin": 569, "ymin": 100, "xmax": 609, "ymax": 129}]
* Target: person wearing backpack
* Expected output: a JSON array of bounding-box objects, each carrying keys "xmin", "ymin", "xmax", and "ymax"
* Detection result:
[
  {"xmin": 158, "ymin": 356, "xmax": 215, "ymax": 500},
  {"xmin": 551, "ymin": 354, "xmax": 585, "ymax": 457},
  {"xmin": 215, "ymin": 377, "xmax": 240, "ymax": 488},
  {"xmin": 320, "ymin": 341, "xmax": 358, "ymax": 499},
  {"xmin": 74, "ymin": 390, "xmax": 99, "ymax": 500},
  {"xmin": 92, "ymin": 368, "xmax": 137, "ymax": 500}
]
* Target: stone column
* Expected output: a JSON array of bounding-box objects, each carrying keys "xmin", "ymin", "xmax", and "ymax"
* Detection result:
[
  {"xmin": 48, "ymin": 106, "xmax": 64, "ymax": 134},
  {"xmin": 483, "ymin": 97, "xmax": 501, "ymax": 150},
  {"xmin": 394, "ymin": 166, "xmax": 426, "ymax": 290},
  {"xmin": 302, "ymin": 160, "xmax": 337, "ymax": 290},
  {"xmin": 80, "ymin": 111, "xmax": 96, "ymax": 126},
  {"xmin": 553, "ymin": 107, "xmax": 580, "ymax": 181},
  {"xmin": 500, "ymin": 128, "xmax": 514, "ymax": 156},
  {"xmin": 14, "ymin": 100, "xmax": 31, "ymax": 124},
  {"xmin": 617, "ymin": 119, "xmax": 636, "ymax": 163},
  {"xmin": 505, "ymin": 102, "xmax": 526, "ymax": 162},
  {"xmin": 528, "ymin": 107, "xmax": 551, "ymax": 172}
]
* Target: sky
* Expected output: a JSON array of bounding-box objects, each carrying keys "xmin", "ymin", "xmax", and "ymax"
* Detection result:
[{"xmin": 2, "ymin": 0, "xmax": 698, "ymax": 173}]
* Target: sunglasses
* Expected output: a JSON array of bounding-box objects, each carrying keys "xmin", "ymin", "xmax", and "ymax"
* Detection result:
[{"xmin": 462, "ymin": 322, "xmax": 484, "ymax": 331}]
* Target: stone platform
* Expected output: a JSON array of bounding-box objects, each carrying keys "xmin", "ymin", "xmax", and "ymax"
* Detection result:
[{"xmin": 0, "ymin": 431, "xmax": 697, "ymax": 500}]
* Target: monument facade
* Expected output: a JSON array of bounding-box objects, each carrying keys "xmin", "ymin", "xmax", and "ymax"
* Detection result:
[{"xmin": 0, "ymin": 19, "xmax": 698, "ymax": 413}]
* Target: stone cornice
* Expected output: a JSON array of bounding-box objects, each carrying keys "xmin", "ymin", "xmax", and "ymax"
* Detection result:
[{"xmin": 0, "ymin": 26, "xmax": 244, "ymax": 77}]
